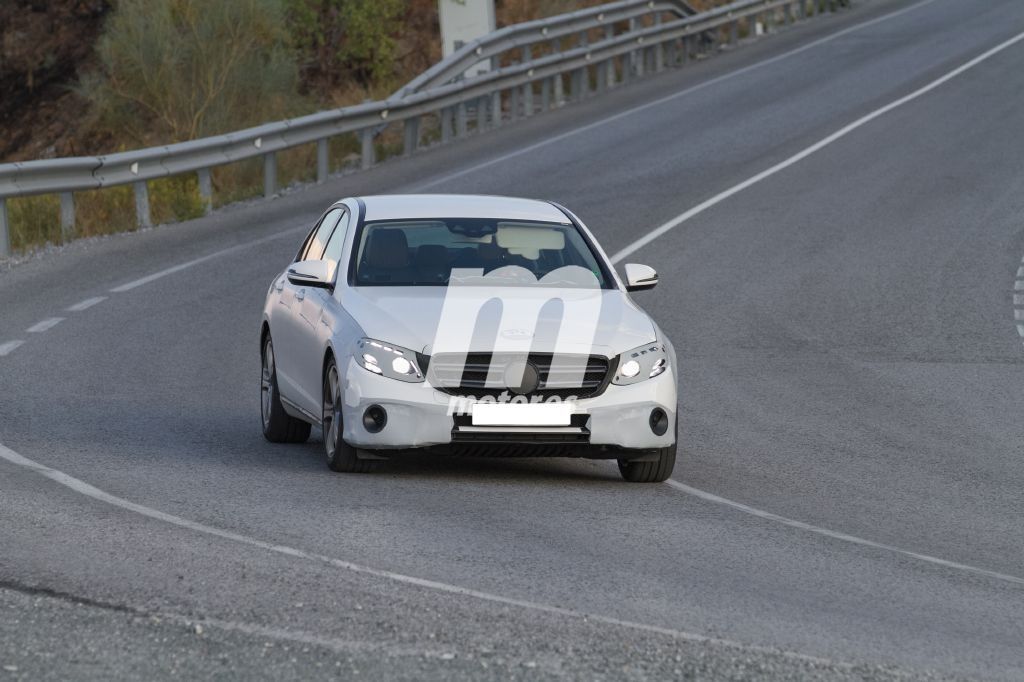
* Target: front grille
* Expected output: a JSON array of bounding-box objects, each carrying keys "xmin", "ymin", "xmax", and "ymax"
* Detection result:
[{"xmin": 428, "ymin": 352, "xmax": 614, "ymax": 400}]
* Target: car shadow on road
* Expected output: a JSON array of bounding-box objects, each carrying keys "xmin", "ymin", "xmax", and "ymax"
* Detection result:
[{"xmin": 288, "ymin": 429, "xmax": 623, "ymax": 484}]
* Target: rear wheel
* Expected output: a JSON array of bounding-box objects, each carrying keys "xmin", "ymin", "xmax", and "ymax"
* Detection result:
[
  {"xmin": 261, "ymin": 336, "xmax": 311, "ymax": 443},
  {"xmin": 322, "ymin": 357, "xmax": 374, "ymax": 473}
]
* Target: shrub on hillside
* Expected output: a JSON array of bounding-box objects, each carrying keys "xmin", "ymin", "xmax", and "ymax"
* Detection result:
[
  {"xmin": 80, "ymin": 0, "xmax": 304, "ymax": 145},
  {"xmin": 287, "ymin": 0, "xmax": 404, "ymax": 91}
]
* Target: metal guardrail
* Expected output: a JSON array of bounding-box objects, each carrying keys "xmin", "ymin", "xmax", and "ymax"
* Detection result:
[
  {"xmin": 0, "ymin": 0, "xmax": 850, "ymax": 257},
  {"xmin": 394, "ymin": 0, "xmax": 699, "ymax": 98}
]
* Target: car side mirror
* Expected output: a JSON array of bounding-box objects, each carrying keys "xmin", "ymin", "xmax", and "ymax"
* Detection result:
[
  {"xmin": 287, "ymin": 260, "xmax": 332, "ymax": 289},
  {"xmin": 623, "ymin": 263, "xmax": 658, "ymax": 292}
]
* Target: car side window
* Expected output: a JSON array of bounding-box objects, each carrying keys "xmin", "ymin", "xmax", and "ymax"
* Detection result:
[
  {"xmin": 300, "ymin": 208, "xmax": 344, "ymax": 262},
  {"xmin": 322, "ymin": 210, "xmax": 350, "ymax": 282}
]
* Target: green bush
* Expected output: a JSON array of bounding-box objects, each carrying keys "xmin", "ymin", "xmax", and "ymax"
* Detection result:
[
  {"xmin": 150, "ymin": 175, "xmax": 206, "ymax": 225},
  {"xmin": 81, "ymin": 0, "xmax": 305, "ymax": 146},
  {"xmin": 287, "ymin": 0, "xmax": 404, "ymax": 90}
]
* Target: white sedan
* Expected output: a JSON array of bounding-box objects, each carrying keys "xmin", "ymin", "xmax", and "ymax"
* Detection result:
[{"xmin": 260, "ymin": 194, "xmax": 677, "ymax": 482}]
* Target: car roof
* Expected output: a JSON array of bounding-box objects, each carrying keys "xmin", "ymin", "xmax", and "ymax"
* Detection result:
[{"xmin": 356, "ymin": 194, "xmax": 571, "ymax": 224}]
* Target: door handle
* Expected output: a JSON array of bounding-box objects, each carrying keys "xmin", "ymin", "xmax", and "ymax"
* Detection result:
[{"xmin": 296, "ymin": 289, "xmax": 305, "ymax": 302}]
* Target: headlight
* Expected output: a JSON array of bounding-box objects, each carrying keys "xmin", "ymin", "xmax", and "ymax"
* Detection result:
[
  {"xmin": 612, "ymin": 342, "xmax": 668, "ymax": 385},
  {"xmin": 355, "ymin": 338, "xmax": 424, "ymax": 382}
]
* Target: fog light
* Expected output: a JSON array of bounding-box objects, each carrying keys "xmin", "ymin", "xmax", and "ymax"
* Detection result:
[
  {"xmin": 649, "ymin": 408, "xmax": 669, "ymax": 436},
  {"xmin": 363, "ymin": 405, "xmax": 387, "ymax": 433}
]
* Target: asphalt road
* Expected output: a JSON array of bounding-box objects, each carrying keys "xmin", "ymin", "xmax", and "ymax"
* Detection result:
[{"xmin": 2, "ymin": 0, "xmax": 1024, "ymax": 679}]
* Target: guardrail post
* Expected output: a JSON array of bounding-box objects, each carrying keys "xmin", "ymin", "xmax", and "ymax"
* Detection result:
[
  {"xmin": 604, "ymin": 25, "xmax": 616, "ymax": 87},
  {"xmin": 574, "ymin": 68, "xmax": 588, "ymax": 101},
  {"xmin": 455, "ymin": 102, "xmax": 468, "ymax": 137},
  {"xmin": 730, "ymin": 19, "xmax": 739, "ymax": 46},
  {"xmin": 360, "ymin": 129, "xmax": 376, "ymax": 169},
  {"xmin": 475, "ymin": 98, "xmax": 487, "ymax": 132},
  {"xmin": 263, "ymin": 153, "xmax": 277, "ymax": 198},
  {"xmin": 522, "ymin": 84, "xmax": 534, "ymax": 117},
  {"xmin": 0, "ymin": 198, "xmax": 10, "ymax": 258},
  {"xmin": 316, "ymin": 140, "xmax": 329, "ymax": 183},
  {"xmin": 510, "ymin": 86, "xmax": 520, "ymax": 121},
  {"xmin": 491, "ymin": 92, "xmax": 502, "ymax": 128},
  {"xmin": 59, "ymin": 192, "xmax": 75, "ymax": 241},
  {"xmin": 134, "ymin": 181, "xmax": 151, "ymax": 228},
  {"xmin": 553, "ymin": 73, "xmax": 565, "ymax": 106},
  {"xmin": 654, "ymin": 16, "xmax": 665, "ymax": 72},
  {"xmin": 404, "ymin": 117, "xmax": 420, "ymax": 154},
  {"xmin": 441, "ymin": 107, "xmax": 454, "ymax": 143},
  {"xmin": 541, "ymin": 78, "xmax": 551, "ymax": 110},
  {"xmin": 197, "ymin": 168, "xmax": 213, "ymax": 213}
]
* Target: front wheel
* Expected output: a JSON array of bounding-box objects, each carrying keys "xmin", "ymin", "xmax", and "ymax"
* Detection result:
[
  {"xmin": 322, "ymin": 357, "xmax": 375, "ymax": 473},
  {"xmin": 617, "ymin": 446, "xmax": 676, "ymax": 483}
]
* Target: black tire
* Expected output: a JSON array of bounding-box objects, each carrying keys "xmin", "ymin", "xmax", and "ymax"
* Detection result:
[
  {"xmin": 322, "ymin": 356, "xmax": 375, "ymax": 473},
  {"xmin": 617, "ymin": 445, "xmax": 676, "ymax": 483},
  {"xmin": 261, "ymin": 335, "xmax": 311, "ymax": 444}
]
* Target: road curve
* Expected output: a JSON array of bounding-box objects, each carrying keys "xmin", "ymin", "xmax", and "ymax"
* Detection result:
[{"xmin": 2, "ymin": 0, "xmax": 1024, "ymax": 679}]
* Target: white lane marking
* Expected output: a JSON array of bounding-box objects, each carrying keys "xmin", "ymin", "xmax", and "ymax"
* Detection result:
[
  {"xmin": 412, "ymin": 0, "xmax": 939, "ymax": 192},
  {"xmin": 666, "ymin": 481, "xmax": 1024, "ymax": 587},
  {"xmin": 1015, "ymin": 309, "xmax": 1024, "ymax": 321},
  {"xmin": 110, "ymin": 227, "xmax": 305, "ymax": 293},
  {"xmin": 1016, "ymin": 295, "xmax": 1024, "ymax": 305},
  {"xmin": 0, "ymin": 340, "xmax": 24, "ymax": 357},
  {"xmin": 67, "ymin": 296, "xmax": 107, "ymax": 312},
  {"xmin": 1015, "ymin": 281, "xmax": 1024, "ymax": 291},
  {"xmin": 0, "ymin": 441, "xmax": 849, "ymax": 669},
  {"xmin": 1017, "ymin": 325, "xmax": 1024, "ymax": 338},
  {"xmin": 26, "ymin": 318, "xmax": 64, "ymax": 333},
  {"xmin": 611, "ymin": 30, "xmax": 1024, "ymax": 262},
  {"xmin": 1017, "ymin": 266, "xmax": 1024, "ymax": 278}
]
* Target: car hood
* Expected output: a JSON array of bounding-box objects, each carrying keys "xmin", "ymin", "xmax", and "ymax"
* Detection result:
[{"xmin": 343, "ymin": 286, "xmax": 656, "ymax": 357}]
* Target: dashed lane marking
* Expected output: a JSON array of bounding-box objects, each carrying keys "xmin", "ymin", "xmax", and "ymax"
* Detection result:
[
  {"xmin": 0, "ymin": 341, "xmax": 24, "ymax": 357},
  {"xmin": 26, "ymin": 318, "xmax": 64, "ymax": 333},
  {"xmin": 1017, "ymin": 256, "xmax": 1024, "ymax": 347},
  {"xmin": 67, "ymin": 297, "xmax": 107, "ymax": 312},
  {"xmin": 110, "ymin": 228, "xmax": 304, "ymax": 293}
]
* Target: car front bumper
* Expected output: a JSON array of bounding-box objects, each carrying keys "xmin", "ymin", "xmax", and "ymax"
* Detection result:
[{"xmin": 340, "ymin": 357, "xmax": 677, "ymax": 454}]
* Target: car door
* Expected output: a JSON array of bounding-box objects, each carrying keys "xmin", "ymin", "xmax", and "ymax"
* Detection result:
[
  {"xmin": 293, "ymin": 208, "xmax": 352, "ymax": 412},
  {"xmin": 273, "ymin": 208, "xmax": 344, "ymax": 413}
]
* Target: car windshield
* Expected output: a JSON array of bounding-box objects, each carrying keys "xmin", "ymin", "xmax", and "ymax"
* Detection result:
[{"xmin": 352, "ymin": 218, "xmax": 612, "ymax": 288}]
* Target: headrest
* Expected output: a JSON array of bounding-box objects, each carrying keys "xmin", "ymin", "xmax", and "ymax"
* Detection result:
[
  {"xmin": 365, "ymin": 229, "xmax": 410, "ymax": 269},
  {"xmin": 477, "ymin": 241, "xmax": 503, "ymax": 261},
  {"xmin": 415, "ymin": 245, "xmax": 449, "ymax": 269}
]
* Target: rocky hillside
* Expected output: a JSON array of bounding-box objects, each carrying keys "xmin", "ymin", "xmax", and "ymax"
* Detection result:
[{"xmin": 1, "ymin": 1, "xmax": 112, "ymax": 162}]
